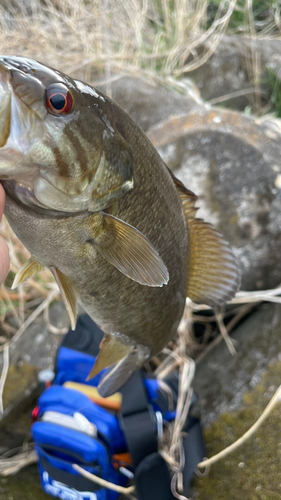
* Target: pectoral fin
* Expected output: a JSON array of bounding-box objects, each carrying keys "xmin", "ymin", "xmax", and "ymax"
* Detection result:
[
  {"xmin": 97, "ymin": 344, "xmax": 150, "ymax": 397},
  {"xmin": 90, "ymin": 212, "xmax": 169, "ymax": 287},
  {"xmin": 50, "ymin": 267, "xmax": 77, "ymax": 331},
  {"xmin": 87, "ymin": 333, "xmax": 133, "ymax": 380},
  {"xmin": 171, "ymin": 171, "xmax": 240, "ymax": 306},
  {"xmin": 12, "ymin": 256, "xmax": 45, "ymax": 289}
]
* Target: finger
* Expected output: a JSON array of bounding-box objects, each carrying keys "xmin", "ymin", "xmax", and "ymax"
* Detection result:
[
  {"xmin": 0, "ymin": 183, "xmax": 5, "ymax": 220},
  {"xmin": 0, "ymin": 235, "xmax": 10, "ymax": 284}
]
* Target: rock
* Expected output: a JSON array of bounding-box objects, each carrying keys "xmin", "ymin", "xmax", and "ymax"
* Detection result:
[
  {"xmin": 8, "ymin": 301, "xmax": 69, "ymax": 373},
  {"xmin": 97, "ymin": 76, "xmax": 200, "ymax": 131},
  {"xmin": 0, "ymin": 466, "xmax": 50, "ymax": 500},
  {"xmin": 187, "ymin": 36, "xmax": 250, "ymax": 110},
  {"xmin": 147, "ymin": 107, "xmax": 281, "ymax": 290},
  {"xmin": 2, "ymin": 362, "xmax": 37, "ymax": 412},
  {"xmin": 187, "ymin": 35, "xmax": 281, "ymax": 111},
  {"xmin": 191, "ymin": 303, "xmax": 281, "ymax": 499},
  {"xmin": 0, "ymin": 381, "xmax": 49, "ymax": 500},
  {"xmin": 193, "ymin": 303, "xmax": 281, "ymax": 426}
]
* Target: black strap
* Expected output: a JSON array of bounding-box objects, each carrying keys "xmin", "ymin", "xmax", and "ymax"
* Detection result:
[
  {"xmin": 120, "ymin": 371, "xmax": 158, "ymax": 467},
  {"xmin": 134, "ymin": 453, "xmax": 174, "ymax": 500},
  {"xmin": 58, "ymin": 314, "xmax": 104, "ymax": 358},
  {"xmin": 120, "ymin": 371, "xmax": 175, "ymax": 500}
]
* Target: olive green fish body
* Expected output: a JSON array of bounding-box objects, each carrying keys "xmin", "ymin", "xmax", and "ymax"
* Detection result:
[
  {"xmin": 0, "ymin": 56, "xmax": 239, "ymax": 395},
  {"xmin": 4, "ymin": 114, "xmax": 187, "ymax": 353}
]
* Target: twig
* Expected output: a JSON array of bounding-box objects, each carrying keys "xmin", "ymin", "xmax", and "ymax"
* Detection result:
[
  {"xmin": 159, "ymin": 306, "xmax": 195, "ymax": 500},
  {"xmin": 0, "ymin": 343, "xmax": 9, "ymax": 415},
  {"xmin": 0, "ymin": 288, "xmax": 60, "ymax": 352},
  {"xmin": 197, "ymin": 384, "xmax": 281, "ymax": 470},
  {"xmin": 43, "ymin": 299, "xmax": 69, "ymax": 335},
  {"xmin": 187, "ymin": 286, "xmax": 281, "ymax": 312},
  {"xmin": 0, "ymin": 450, "xmax": 37, "ymax": 476},
  {"xmin": 214, "ymin": 308, "xmax": 236, "ymax": 356},
  {"xmin": 157, "ymin": 359, "xmax": 179, "ymax": 380},
  {"xmin": 195, "ymin": 302, "xmax": 259, "ymax": 365},
  {"xmin": 236, "ymin": 287, "xmax": 281, "ymax": 297},
  {"xmin": 208, "ymin": 87, "xmax": 267, "ymax": 105},
  {"xmin": 0, "ymin": 286, "xmax": 21, "ymax": 327},
  {"xmin": 73, "ymin": 464, "xmax": 135, "ymax": 494},
  {"xmin": 224, "ymin": 302, "xmax": 259, "ymax": 332}
]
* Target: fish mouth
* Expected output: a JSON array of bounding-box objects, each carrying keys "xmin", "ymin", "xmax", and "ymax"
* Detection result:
[
  {"xmin": 0, "ymin": 57, "xmax": 43, "ymax": 192},
  {"xmin": 2, "ymin": 179, "xmax": 48, "ymax": 211},
  {"xmin": 2, "ymin": 179, "xmax": 90, "ymax": 218}
]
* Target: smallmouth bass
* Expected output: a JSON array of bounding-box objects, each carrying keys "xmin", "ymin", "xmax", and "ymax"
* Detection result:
[{"xmin": 0, "ymin": 56, "xmax": 239, "ymax": 395}]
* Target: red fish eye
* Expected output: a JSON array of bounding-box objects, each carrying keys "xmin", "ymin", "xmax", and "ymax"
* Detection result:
[{"xmin": 46, "ymin": 84, "xmax": 74, "ymax": 115}]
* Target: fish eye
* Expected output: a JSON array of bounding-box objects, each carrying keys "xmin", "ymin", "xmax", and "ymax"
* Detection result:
[{"xmin": 46, "ymin": 83, "xmax": 74, "ymax": 115}]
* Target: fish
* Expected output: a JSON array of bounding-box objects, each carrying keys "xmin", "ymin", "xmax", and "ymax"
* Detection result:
[{"xmin": 0, "ymin": 56, "xmax": 239, "ymax": 396}]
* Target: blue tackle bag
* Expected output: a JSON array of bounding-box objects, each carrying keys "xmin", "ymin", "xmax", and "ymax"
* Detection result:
[{"xmin": 32, "ymin": 315, "xmax": 205, "ymax": 500}]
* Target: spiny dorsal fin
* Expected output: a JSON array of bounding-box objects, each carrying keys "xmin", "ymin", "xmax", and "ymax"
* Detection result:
[
  {"xmin": 50, "ymin": 267, "xmax": 77, "ymax": 331},
  {"xmin": 169, "ymin": 169, "xmax": 198, "ymax": 218},
  {"xmin": 170, "ymin": 170, "xmax": 240, "ymax": 306},
  {"xmin": 90, "ymin": 212, "xmax": 169, "ymax": 287},
  {"xmin": 12, "ymin": 256, "xmax": 45, "ymax": 289},
  {"xmin": 86, "ymin": 333, "xmax": 133, "ymax": 380}
]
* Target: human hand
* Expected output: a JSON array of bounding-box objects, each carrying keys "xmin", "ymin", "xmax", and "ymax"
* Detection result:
[{"xmin": 0, "ymin": 184, "xmax": 10, "ymax": 284}]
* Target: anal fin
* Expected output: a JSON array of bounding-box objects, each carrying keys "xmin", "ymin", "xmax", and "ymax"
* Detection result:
[
  {"xmin": 87, "ymin": 333, "xmax": 133, "ymax": 380},
  {"xmin": 97, "ymin": 344, "xmax": 150, "ymax": 397},
  {"xmin": 12, "ymin": 256, "xmax": 45, "ymax": 289},
  {"xmin": 50, "ymin": 267, "xmax": 77, "ymax": 331}
]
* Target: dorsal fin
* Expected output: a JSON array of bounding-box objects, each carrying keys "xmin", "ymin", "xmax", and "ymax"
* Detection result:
[
  {"xmin": 168, "ymin": 169, "xmax": 198, "ymax": 218},
  {"xmin": 169, "ymin": 169, "xmax": 240, "ymax": 306}
]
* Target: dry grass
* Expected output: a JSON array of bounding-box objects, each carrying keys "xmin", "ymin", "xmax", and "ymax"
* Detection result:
[{"xmin": 0, "ymin": 0, "xmax": 239, "ymax": 80}]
